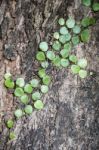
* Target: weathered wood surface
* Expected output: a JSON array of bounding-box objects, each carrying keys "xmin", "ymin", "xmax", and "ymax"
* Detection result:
[{"xmin": 0, "ymin": 0, "xmax": 99, "ymax": 150}]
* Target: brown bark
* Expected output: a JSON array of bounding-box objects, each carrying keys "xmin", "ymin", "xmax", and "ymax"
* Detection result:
[{"xmin": 0, "ymin": 0, "xmax": 99, "ymax": 150}]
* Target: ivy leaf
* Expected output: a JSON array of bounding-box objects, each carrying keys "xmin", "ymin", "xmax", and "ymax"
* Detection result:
[
  {"xmin": 82, "ymin": 0, "xmax": 91, "ymax": 6},
  {"xmin": 92, "ymin": 3, "xmax": 99, "ymax": 11},
  {"xmin": 81, "ymin": 29, "xmax": 90, "ymax": 43}
]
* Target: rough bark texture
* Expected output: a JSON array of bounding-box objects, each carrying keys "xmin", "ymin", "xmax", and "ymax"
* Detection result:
[{"xmin": 0, "ymin": 0, "xmax": 99, "ymax": 150}]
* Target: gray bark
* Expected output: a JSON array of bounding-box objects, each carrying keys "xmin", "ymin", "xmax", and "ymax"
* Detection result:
[{"xmin": 0, "ymin": 0, "xmax": 99, "ymax": 150}]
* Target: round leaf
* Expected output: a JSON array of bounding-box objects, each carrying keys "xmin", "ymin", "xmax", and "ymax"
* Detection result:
[
  {"xmin": 14, "ymin": 109, "xmax": 23, "ymax": 118},
  {"xmin": 38, "ymin": 69, "xmax": 46, "ymax": 78},
  {"xmin": 58, "ymin": 18, "xmax": 65, "ymax": 25},
  {"xmin": 36, "ymin": 52, "xmax": 45, "ymax": 61},
  {"xmin": 20, "ymin": 94, "xmax": 29, "ymax": 104},
  {"xmin": 41, "ymin": 61, "xmax": 49, "ymax": 68},
  {"xmin": 16, "ymin": 78, "xmax": 25, "ymax": 87},
  {"xmin": 73, "ymin": 25, "xmax": 81, "ymax": 34},
  {"xmin": 6, "ymin": 119, "xmax": 14, "ymax": 129},
  {"xmin": 72, "ymin": 36, "xmax": 80, "ymax": 45},
  {"xmin": 60, "ymin": 49, "xmax": 70, "ymax": 58},
  {"xmin": 61, "ymin": 59, "xmax": 69, "ymax": 67},
  {"xmin": 79, "ymin": 70, "xmax": 87, "ymax": 78},
  {"xmin": 4, "ymin": 73, "xmax": 12, "ymax": 79},
  {"xmin": 24, "ymin": 84, "xmax": 33, "ymax": 94},
  {"xmin": 52, "ymin": 56, "xmax": 61, "ymax": 67},
  {"xmin": 9, "ymin": 132, "xmax": 16, "ymax": 140},
  {"xmin": 14, "ymin": 88, "xmax": 24, "ymax": 97},
  {"xmin": 77, "ymin": 58, "xmax": 87, "ymax": 68},
  {"xmin": 71, "ymin": 65, "xmax": 80, "ymax": 74},
  {"xmin": 81, "ymin": 29, "xmax": 90, "ymax": 43},
  {"xmin": 46, "ymin": 51, "xmax": 55, "ymax": 60},
  {"xmin": 34, "ymin": 100, "xmax": 44, "ymax": 110},
  {"xmin": 32, "ymin": 91, "xmax": 41, "ymax": 101},
  {"xmin": 69, "ymin": 55, "xmax": 77, "ymax": 63},
  {"xmin": 92, "ymin": 3, "xmax": 99, "ymax": 11},
  {"xmin": 42, "ymin": 75, "xmax": 51, "ymax": 85},
  {"xmin": 41, "ymin": 85, "xmax": 49, "ymax": 93},
  {"xmin": 39, "ymin": 42, "xmax": 48, "ymax": 51},
  {"xmin": 66, "ymin": 18, "xmax": 75, "ymax": 28},
  {"xmin": 60, "ymin": 26, "xmax": 68, "ymax": 35},
  {"xmin": 52, "ymin": 41, "xmax": 61, "ymax": 51},
  {"xmin": 24, "ymin": 105, "xmax": 33, "ymax": 114},
  {"xmin": 64, "ymin": 43, "xmax": 71, "ymax": 51},
  {"xmin": 53, "ymin": 32, "xmax": 60, "ymax": 39},
  {"xmin": 30, "ymin": 79, "xmax": 39, "ymax": 88},
  {"xmin": 5, "ymin": 79, "xmax": 14, "ymax": 89}
]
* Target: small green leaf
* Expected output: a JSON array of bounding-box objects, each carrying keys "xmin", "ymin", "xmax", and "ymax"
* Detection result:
[
  {"xmin": 77, "ymin": 58, "xmax": 87, "ymax": 68},
  {"xmin": 41, "ymin": 61, "xmax": 49, "ymax": 68},
  {"xmin": 60, "ymin": 26, "xmax": 68, "ymax": 35},
  {"xmin": 24, "ymin": 84, "xmax": 33, "ymax": 94},
  {"xmin": 52, "ymin": 41, "xmax": 61, "ymax": 51},
  {"xmin": 16, "ymin": 78, "xmax": 25, "ymax": 87},
  {"xmin": 46, "ymin": 51, "xmax": 55, "ymax": 60},
  {"xmin": 81, "ymin": 29, "xmax": 90, "ymax": 43},
  {"xmin": 92, "ymin": 3, "xmax": 99, "ymax": 11},
  {"xmin": 14, "ymin": 109, "xmax": 23, "ymax": 118},
  {"xmin": 24, "ymin": 105, "xmax": 33, "ymax": 114},
  {"xmin": 4, "ymin": 73, "xmax": 12, "ymax": 79},
  {"xmin": 64, "ymin": 42, "xmax": 71, "ymax": 51},
  {"xmin": 32, "ymin": 91, "xmax": 41, "ymax": 101},
  {"xmin": 20, "ymin": 94, "xmax": 29, "ymax": 104},
  {"xmin": 9, "ymin": 132, "xmax": 16, "ymax": 140},
  {"xmin": 14, "ymin": 88, "xmax": 24, "ymax": 97},
  {"xmin": 4, "ymin": 79, "xmax": 14, "ymax": 89},
  {"xmin": 53, "ymin": 32, "xmax": 60, "ymax": 39},
  {"xmin": 42, "ymin": 75, "xmax": 51, "ymax": 85},
  {"xmin": 60, "ymin": 49, "xmax": 70, "ymax": 58},
  {"xmin": 30, "ymin": 79, "xmax": 39, "ymax": 88},
  {"xmin": 79, "ymin": 70, "xmax": 87, "ymax": 78},
  {"xmin": 59, "ymin": 34, "xmax": 71, "ymax": 44},
  {"xmin": 58, "ymin": 18, "xmax": 65, "ymax": 25},
  {"xmin": 61, "ymin": 59, "xmax": 69, "ymax": 67},
  {"xmin": 69, "ymin": 55, "xmax": 78, "ymax": 63},
  {"xmin": 52, "ymin": 56, "xmax": 61, "ymax": 67},
  {"xmin": 73, "ymin": 25, "xmax": 81, "ymax": 34},
  {"xmin": 36, "ymin": 52, "xmax": 45, "ymax": 61},
  {"xmin": 71, "ymin": 65, "xmax": 80, "ymax": 74},
  {"xmin": 6, "ymin": 119, "xmax": 14, "ymax": 129},
  {"xmin": 34, "ymin": 100, "xmax": 44, "ymax": 110},
  {"xmin": 72, "ymin": 36, "xmax": 80, "ymax": 45},
  {"xmin": 82, "ymin": 0, "xmax": 91, "ymax": 6},
  {"xmin": 81, "ymin": 17, "xmax": 96, "ymax": 27},
  {"xmin": 39, "ymin": 42, "xmax": 48, "ymax": 51},
  {"xmin": 66, "ymin": 17, "xmax": 75, "ymax": 28},
  {"xmin": 38, "ymin": 69, "xmax": 46, "ymax": 78},
  {"xmin": 41, "ymin": 85, "xmax": 49, "ymax": 93}
]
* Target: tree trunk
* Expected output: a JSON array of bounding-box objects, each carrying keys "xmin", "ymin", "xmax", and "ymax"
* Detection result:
[{"xmin": 0, "ymin": 0, "xmax": 99, "ymax": 150}]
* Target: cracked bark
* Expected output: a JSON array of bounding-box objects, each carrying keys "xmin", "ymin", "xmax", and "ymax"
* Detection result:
[{"xmin": 0, "ymin": 0, "xmax": 99, "ymax": 150}]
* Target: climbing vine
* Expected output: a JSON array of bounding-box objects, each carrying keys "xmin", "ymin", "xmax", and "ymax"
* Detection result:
[{"xmin": 3, "ymin": 1, "xmax": 99, "ymax": 140}]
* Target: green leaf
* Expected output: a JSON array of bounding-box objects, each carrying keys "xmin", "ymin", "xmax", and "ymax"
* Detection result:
[
  {"xmin": 32, "ymin": 91, "xmax": 41, "ymax": 101},
  {"xmin": 24, "ymin": 105, "xmax": 33, "ymax": 114},
  {"xmin": 73, "ymin": 25, "xmax": 81, "ymax": 34},
  {"xmin": 81, "ymin": 17, "xmax": 96, "ymax": 27},
  {"xmin": 66, "ymin": 17, "xmax": 75, "ymax": 28},
  {"xmin": 60, "ymin": 26, "xmax": 68, "ymax": 35},
  {"xmin": 77, "ymin": 58, "xmax": 87, "ymax": 68},
  {"xmin": 46, "ymin": 51, "xmax": 55, "ymax": 60},
  {"xmin": 58, "ymin": 18, "xmax": 65, "ymax": 25},
  {"xmin": 41, "ymin": 61, "xmax": 49, "ymax": 68},
  {"xmin": 53, "ymin": 32, "xmax": 60, "ymax": 39},
  {"xmin": 92, "ymin": 3, "xmax": 99, "ymax": 11},
  {"xmin": 38, "ymin": 68, "xmax": 46, "ymax": 78},
  {"xmin": 9, "ymin": 132, "xmax": 16, "ymax": 140},
  {"xmin": 42, "ymin": 75, "xmax": 51, "ymax": 85},
  {"xmin": 41, "ymin": 85, "xmax": 49, "ymax": 93},
  {"xmin": 24, "ymin": 84, "xmax": 33, "ymax": 94},
  {"xmin": 36, "ymin": 51, "xmax": 45, "ymax": 61},
  {"xmin": 14, "ymin": 88, "xmax": 24, "ymax": 97},
  {"xmin": 4, "ymin": 73, "xmax": 12, "ymax": 79},
  {"xmin": 4, "ymin": 78, "xmax": 14, "ymax": 89},
  {"xmin": 30, "ymin": 79, "xmax": 39, "ymax": 88},
  {"xmin": 34, "ymin": 100, "xmax": 44, "ymax": 110},
  {"xmin": 52, "ymin": 41, "xmax": 61, "ymax": 51},
  {"xmin": 71, "ymin": 65, "xmax": 80, "ymax": 74},
  {"xmin": 16, "ymin": 78, "xmax": 25, "ymax": 87},
  {"xmin": 52, "ymin": 56, "xmax": 61, "ymax": 67},
  {"xmin": 81, "ymin": 29, "xmax": 90, "ymax": 43},
  {"xmin": 64, "ymin": 42, "xmax": 71, "ymax": 51},
  {"xmin": 61, "ymin": 59, "xmax": 69, "ymax": 67},
  {"xmin": 60, "ymin": 49, "xmax": 70, "ymax": 58},
  {"xmin": 6, "ymin": 119, "xmax": 14, "ymax": 129},
  {"xmin": 39, "ymin": 41, "xmax": 48, "ymax": 51},
  {"xmin": 82, "ymin": 0, "xmax": 91, "ymax": 6},
  {"xmin": 14, "ymin": 109, "xmax": 23, "ymax": 118},
  {"xmin": 69, "ymin": 55, "xmax": 78, "ymax": 63},
  {"xmin": 79, "ymin": 70, "xmax": 87, "ymax": 78},
  {"xmin": 59, "ymin": 33, "xmax": 71, "ymax": 44},
  {"xmin": 72, "ymin": 36, "xmax": 80, "ymax": 45},
  {"xmin": 20, "ymin": 94, "xmax": 29, "ymax": 104}
]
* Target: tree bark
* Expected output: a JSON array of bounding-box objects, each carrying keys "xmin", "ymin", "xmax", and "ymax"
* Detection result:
[{"xmin": 0, "ymin": 0, "xmax": 99, "ymax": 150}]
